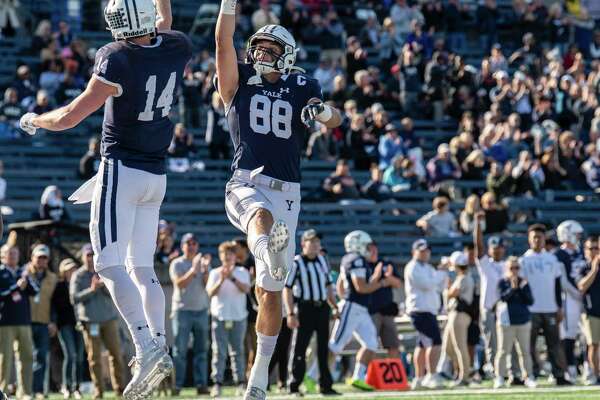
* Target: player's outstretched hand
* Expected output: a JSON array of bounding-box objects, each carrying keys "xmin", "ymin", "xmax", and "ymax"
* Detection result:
[
  {"xmin": 19, "ymin": 113, "xmax": 38, "ymax": 136},
  {"xmin": 301, "ymin": 102, "xmax": 325, "ymax": 127}
]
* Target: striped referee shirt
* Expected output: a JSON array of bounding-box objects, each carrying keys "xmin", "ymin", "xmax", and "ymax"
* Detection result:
[{"xmin": 285, "ymin": 254, "xmax": 332, "ymax": 302}]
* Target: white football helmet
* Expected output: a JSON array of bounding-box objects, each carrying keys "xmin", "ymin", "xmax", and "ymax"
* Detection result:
[
  {"xmin": 246, "ymin": 24, "xmax": 299, "ymax": 75},
  {"xmin": 344, "ymin": 230, "xmax": 373, "ymax": 257},
  {"xmin": 557, "ymin": 220, "xmax": 584, "ymax": 245},
  {"xmin": 105, "ymin": 0, "xmax": 156, "ymax": 40}
]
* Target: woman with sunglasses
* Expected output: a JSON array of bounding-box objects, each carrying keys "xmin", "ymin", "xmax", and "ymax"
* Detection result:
[{"xmin": 494, "ymin": 256, "xmax": 537, "ymax": 389}]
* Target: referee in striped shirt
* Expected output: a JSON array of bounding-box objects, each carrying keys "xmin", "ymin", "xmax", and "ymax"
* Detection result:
[{"xmin": 284, "ymin": 229, "xmax": 339, "ymax": 396}]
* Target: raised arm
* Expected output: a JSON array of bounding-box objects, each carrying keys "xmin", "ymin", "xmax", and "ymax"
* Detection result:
[
  {"xmin": 155, "ymin": 0, "xmax": 173, "ymax": 31},
  {"xmin": 474, "ymin": 211, "xmax": 485, "ymax": 259},
  {"xmin": 215, "ymin": 0, "xmax": 240, "ymax": 106}
]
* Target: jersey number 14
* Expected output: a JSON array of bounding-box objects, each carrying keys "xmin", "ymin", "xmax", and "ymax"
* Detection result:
[{"xmin": 138, "ymin": 72, "xmax": 177, "ymax": 121}]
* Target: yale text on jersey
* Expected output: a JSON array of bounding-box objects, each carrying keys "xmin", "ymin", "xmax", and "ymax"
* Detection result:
[{"xmin": 261, "ymin": 88, "xmax": 290, "ymax": 99}]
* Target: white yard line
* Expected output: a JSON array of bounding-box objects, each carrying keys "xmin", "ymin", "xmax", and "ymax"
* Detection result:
[{"xmin": 220, "ymin": 385, "xmax": 598, "ymax": 400}]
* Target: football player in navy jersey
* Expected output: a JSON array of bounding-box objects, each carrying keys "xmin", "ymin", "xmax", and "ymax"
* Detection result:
[
  {"xmin": 556, "ymin": 220, "xmax": 587, "ymax": 381},
  {"xmin": 19, "ymin": 1, "xmax": 191, "ymax": 398},
  {"xmin": 330, "ymin": 231, "xmax": 394, "ymax": 391},
  {"xmin": 215, "ymin": 1, "xmax": 342, "ymax": 398}
]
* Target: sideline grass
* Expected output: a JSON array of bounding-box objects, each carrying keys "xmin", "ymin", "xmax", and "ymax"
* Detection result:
[{"xmin": 44, "ymin": 384, "xmax": 599, "ymax": 399}]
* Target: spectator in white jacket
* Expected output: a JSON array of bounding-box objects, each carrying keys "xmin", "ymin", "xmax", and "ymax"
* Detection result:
[
  {"xmin": 519, "ymin": 224, "xmax": 570, "ymax": 385},
  {"xmin": 404, "ymin": 239, "xmax": 448, "ymax": 389}
]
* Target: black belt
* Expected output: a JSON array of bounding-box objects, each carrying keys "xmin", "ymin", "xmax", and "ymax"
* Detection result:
[{"xmin": 297, "ymin": 300, "xmax": 327, "ymax": 307}]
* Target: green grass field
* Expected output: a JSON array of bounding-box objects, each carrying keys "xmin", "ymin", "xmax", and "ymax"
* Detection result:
[{"xmin": 43, "ymin": 384, "xmax": 599, "ymax": 400}]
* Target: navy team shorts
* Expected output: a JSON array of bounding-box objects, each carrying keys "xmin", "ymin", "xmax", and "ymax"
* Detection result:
[{"xmin": 410, "ymin": 312, "xmax": 442, "ymax": 348}]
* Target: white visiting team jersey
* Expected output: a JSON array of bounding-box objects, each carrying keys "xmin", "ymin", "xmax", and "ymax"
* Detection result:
[{"xmin": 519, "ymin": 249, "xmax": 562, "ymax": 313}]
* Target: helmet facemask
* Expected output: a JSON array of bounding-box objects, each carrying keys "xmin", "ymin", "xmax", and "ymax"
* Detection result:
[{"xmin": 246, "ymin": 41, "xmax": 287, "ymax": 75}]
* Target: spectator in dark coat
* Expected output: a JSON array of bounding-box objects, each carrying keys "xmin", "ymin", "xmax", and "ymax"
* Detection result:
[
  {"xmin": 78, "ymin": 137, "xmax": 100, "ymax": 180},
  {"xmin": 362, "ymin": 166, "xmax": 392, "ymax": 202},
  {"xmin": 0, "ymin": 244, "xmax": 38, "ymax": 398},
  {"xmin": 307, "ymin": 123, "xmax": 337, "ymax": 162},
  {"xmin": 39, "ymin": 185, "xmax": 69, "ymax": 222},
  {"xmin": 12, "ymin": 66, "xmax": 37, "ymax": 105},
  {"xmin": 481, "ymin": 192, "xmax": 508, "ymax": 234},
  {"xmin": 322, "ymin": 159, "xmax": 362, "ymax": 201},
  {"xmin": 426, "ymin": 143, "xmax": 461, "ymax": 187},
  {"xmin": 0, "ymin": 87, "xmax": 24, "ymax": 137},
  {"xmin": 494, "ymin": 256, "xmax": 536, "ymax": 388},
  {"xmin": 51, "ymin": 258, "xmax": 84, "ymax": 399}
]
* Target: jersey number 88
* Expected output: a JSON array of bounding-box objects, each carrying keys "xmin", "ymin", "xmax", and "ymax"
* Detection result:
[{"xmin": 249, "ymin": 94, "xmax": 293, "ymax": 139}]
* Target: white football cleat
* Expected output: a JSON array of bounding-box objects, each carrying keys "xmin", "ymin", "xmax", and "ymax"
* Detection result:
[
  {"xmin": 425, "ymin": 373, "xmax": 444, "ymax": 389},
  {"xmin": 524, "ymin": 378, "xmax": 537, "ymax": 388},
  {"xmin": 267, "ymin": 220, "xmax": 289, "ymax": 281},
  {"xmin": 410, "ymin": 377, "xmax": 423, "ymax": 390},
  {"xmin": 123, "ymin": 343, "xmax": 173, "ymax": 400},
  {"xmin": 493, "ymin": 376, "xmax": 505, "ymax": 389},
  {"xmin": 243, "ymin": 386, "xmax": 266, "ymax": 400}
]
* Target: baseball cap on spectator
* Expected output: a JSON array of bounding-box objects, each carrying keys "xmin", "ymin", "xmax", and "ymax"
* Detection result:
[
  {"xmin": 560, "ymin": 75, "xmax": 575, "ymax": 84},
  {"xmin": 301, "ymin": 229, "xmax": 322, "ymax": 242},
  {"xmin": 487, "ymin": 236, "xmax": 505, "ymax": 248},
  {"xmin": 492, "ymin": 43, "xmax": 502, "ymax": 50},
  {"xmin": 32, "ymin": 244, "xmax": 50, "ymax": 257},
  {"xmin": 81, "ymin": 243, "xmax": 93, "ymax": 256},
  {"xmin": 385, "ymin": 123, "xmax": 397, "ymax": 133},
  {"xmin": 159, "ymin": 219, "xmax": 168, "ymax": 230},
  {"xmin": 412, "ymin": 239, "xmax": 429, "ymax": 251},
  {"xmin": 542, "ymin": 120, "xmax": 560, "ymax": 132},
  {"xmin": 437, "ymin": 143, "xmax": 450, "ymax": 154},
  {"xmin": 59, "ymin": 258, "xmax": 78, "ymax": 274},
  {"xmin": 181, "ymin": 233, "xmax": 197, "ymax": 244},
  {"xmin": 493, "ymin": 70, "xmax": 508, "ymax": 80},
  {"xmin": 514, "ymin": 71, "xmax": 526, "ymax": 82},
  {"xmin": 450, "ymin": 251, "xmax": 468, "ymax": 267}
]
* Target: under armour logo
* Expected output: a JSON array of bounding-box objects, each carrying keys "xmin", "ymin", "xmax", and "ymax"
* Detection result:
[
  {"xmin": 286, "ymin": 200, "xmax": 294, "ymax": 211},
  {"xmin": 280, "ymin": 87, "xmax": 290, "ymax": 94}
]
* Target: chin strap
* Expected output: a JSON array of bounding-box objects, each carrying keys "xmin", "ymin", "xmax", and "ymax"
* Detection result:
[
  {"xmin": 247, "ymin": 64, "xmax": 306, "ymax": 86},
  {"xmin": 247, "ymin": 70, "xmax": 262, "ymax": 86}
]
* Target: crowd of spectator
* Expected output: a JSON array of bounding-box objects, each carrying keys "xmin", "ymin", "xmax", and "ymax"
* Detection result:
[{"xmin": 2, "ymin": 0, "xmax": 600, "ymax": 398}]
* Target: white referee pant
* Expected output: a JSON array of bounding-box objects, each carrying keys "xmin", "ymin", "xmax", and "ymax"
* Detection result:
[
  {"xmin": 224, "ymin": 168, "xmax": 301, "ymax": 292},
  {"xmin": 86, "ymin": 159, "xmax": 166, "ymax": 271},
  {"xmin": 328, "ymin": 300, "xmax": 378, "ymax": 354}
]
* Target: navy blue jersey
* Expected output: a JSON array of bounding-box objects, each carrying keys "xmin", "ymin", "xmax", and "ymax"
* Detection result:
[
  {"xmin": 555, "ymin": 247, "xmax": 586, "ymax": 294},
  {"xmin": 576, "ymin": 262, "xmax": 600, "ymax": 317},
  {"xmin": 222, "ymin": 63, "xmax": 323, "ymax": 183},
  {"xmin": 94, "ymin": 31, "xmax": 192, "ymax": 174},
  {"xmin": 368, "ymin": 260, "xmax": 401, "ymax": 314},
  {"xmin": 340, "ymin": 252, "xmax": 371, "ymax": 308}
]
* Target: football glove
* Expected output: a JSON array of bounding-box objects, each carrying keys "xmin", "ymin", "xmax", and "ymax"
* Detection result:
[
  {"xmin": 301, "ymin": 102, "xmax": 325, "ymax": 127},
  {"xmin": 19, "ymin": 112, "xmax": 38, "ymax": 136}
]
